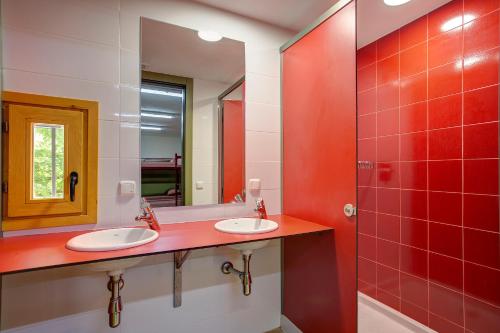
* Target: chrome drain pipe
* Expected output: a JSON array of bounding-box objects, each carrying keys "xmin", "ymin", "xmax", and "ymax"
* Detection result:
[
  {"xmin": 221, "ymin": 253, "xmax": 252, "ymax": 296},
  {"xmin": 107, "ymin": 273, "xmax": 124, "ymax": 328}
]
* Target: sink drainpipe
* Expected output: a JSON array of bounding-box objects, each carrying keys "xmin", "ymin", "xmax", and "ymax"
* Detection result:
[
  {"xmin": 107, "ymin": 271, "xmax": 124, "ymax": 328},
  {"xmin": 221, "ymin": 251, "xmax": 252, "ymax": 296}
]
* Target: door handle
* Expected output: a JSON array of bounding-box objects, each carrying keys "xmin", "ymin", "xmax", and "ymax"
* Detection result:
[
  {"xmin": 69, "ymin": 171, "xmax": 78, "ymax": 201},
  {"xmin": 344, "ymin": 203, "xmax": 356, "ymax": 217}
]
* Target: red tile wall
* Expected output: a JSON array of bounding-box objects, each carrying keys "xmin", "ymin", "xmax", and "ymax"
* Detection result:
[{"xmin": 357, "ymin": 1, "xmax": 500, "ymax": 332}]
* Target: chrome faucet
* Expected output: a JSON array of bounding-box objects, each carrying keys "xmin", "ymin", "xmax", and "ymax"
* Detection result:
[
  {"xmin": 232, "ymin": 193, "xmax": 244, "ymax": 203},
  {"xmin": 254, "ymin": 198, "xmax": 268, "ymax": 219},
  {"xmin": 135, "ymin": 198, "xmax": 161, "ymax": 232}
]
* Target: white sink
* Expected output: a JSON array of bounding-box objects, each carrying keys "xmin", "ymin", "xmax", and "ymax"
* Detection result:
[
  {"xmin": 83, "ymin": 257, "xmax": 145, "ymax": 275},
  {"xmin": 214, "ymin": 218, "xmax": 278, "ymax": 235},
  {"xmin": 66, "ymin": 227, "xmax": 159, "ymax": 252},
  {"xmin": 228, "ymin": 240, "xmax": 270, "ymax": 253}
]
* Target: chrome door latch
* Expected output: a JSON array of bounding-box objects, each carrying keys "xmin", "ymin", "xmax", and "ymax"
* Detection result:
[{"xmin": 344, "ymin": 203, "xmax": 356, "ymax": 217}]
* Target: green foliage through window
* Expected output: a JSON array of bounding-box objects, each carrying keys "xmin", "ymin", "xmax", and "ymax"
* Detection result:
[{"xmin": 32, "ymin": 123, "xmax": 64, "ymax": 199}]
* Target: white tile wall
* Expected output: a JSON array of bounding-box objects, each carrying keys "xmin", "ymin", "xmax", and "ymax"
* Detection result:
[
  {"xmin": 98, "ymin": 158, "xmax": 120, "ymax": 198},
  {"xmin": 247, "ymin": 162, "xmax": 281, "ymax": 190},
  {"xmin": 119, "ymin": 85, "xmax": 140, "ymax": 122},
  {"xmin": 2, "ymin": 69, "xmax": 120, "ymax": 121},
  {"xmin": 97, "ymin": 196, "xmax": 121, "ymax": 227},
  {"xmin": 246, "ymin": 102, "xmax": 281, "ymax": 133},
  {"xmin": 120, "ymin": 49, "xmax": 140, "ymax": 87},
  {"xmin": 246, "ymin": 45, "xmax": 282, "ymax": 77},
  {"xmin": 3, "ymin": 27, "xmax": 119, "ymax": 83},
  {"xmin": 2, "ymin": 0, "xmax": 120, "ymax": 46},
  {"xmin": 246, "ymin": 131, "xmax": 281, "ymax": 163},
  {"xmin": 245, "ymin": 73, "xmax": 281, "ymax": 106},
  {"xmin": 99, "ymin": 120, "xmax": 120, "ymax": 158},
  {"xmin": 1, "ymin": 0, "xmax": 293, "ymax": 331},
  {"xmin": 1, "ymin": 243, "xmax": 281, "ymax": 333},
  {"xmin": 119, "ymin": 123, "xmax": 140, "ymax": 159}
]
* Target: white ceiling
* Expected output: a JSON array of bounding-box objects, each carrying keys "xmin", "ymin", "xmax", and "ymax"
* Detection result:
[
  {"xmin": 191, "ymin": 0, "xmax": 336, "ymax": 32},
  {"xmin": 141, "ymin": 82, "xmax": 183, "ymax": 133},
  {"xmin": 224, "ymin": 83, "xmax": 243, "ymax": 100},
  {"xmin": 357, "ymin": 0, "xmax": 452, "ymax": 48},
  {"xmin": 190, "ymin": 0, "xmax": 452, "ymax": 48},
  {"xmin": 141, "ymin": 18, "xmax": 245, "ymax": 84}
]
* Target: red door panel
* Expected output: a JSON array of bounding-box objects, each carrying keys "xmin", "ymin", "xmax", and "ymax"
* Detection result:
[
  {"xmin": 223, "ymin": 100, "xmax": 244, "ymax": 203},
  {"xmin": 282, "ymin": 2, "xmax": 357, "ymax": 332}
]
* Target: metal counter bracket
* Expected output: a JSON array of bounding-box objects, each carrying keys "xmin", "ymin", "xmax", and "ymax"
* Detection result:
[
  {"xmin": 173, "ymin": 250, "xmax": 191, "ymax": 308},
  {"xmin": 0, "ymin": 274, "xmax": 3, "ymax": 330}
]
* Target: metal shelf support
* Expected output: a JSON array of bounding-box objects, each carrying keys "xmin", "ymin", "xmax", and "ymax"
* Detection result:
[{"xmin": 173, "ymin": 250, "xmax": 191, "ymax": 308}]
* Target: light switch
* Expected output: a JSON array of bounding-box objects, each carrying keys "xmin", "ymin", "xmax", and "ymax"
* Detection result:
[
  {"xmin": 248, "ymin": 178, "xmax": 261, "ymax": 190},
  {"xmin": 195, "ymin": 181, "xmax": 204, "ymax": 190},
  {"xmin": 119, "ymin": 180, "xmax": 136, "ymax": 195}
]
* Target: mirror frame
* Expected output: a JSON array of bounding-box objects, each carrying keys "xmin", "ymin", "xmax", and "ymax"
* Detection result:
[
  {"xmin": 217, "ymin": 76, "xmax": 246, "ymax": 204},
  {"xmin": 139, "ymin": 17, "xmax": 246, "ymax": 209}
]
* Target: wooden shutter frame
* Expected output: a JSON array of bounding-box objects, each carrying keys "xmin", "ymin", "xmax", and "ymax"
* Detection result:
[{"xmin": 1, "ymin": 91, "xmax": 98, "ymax": 231}]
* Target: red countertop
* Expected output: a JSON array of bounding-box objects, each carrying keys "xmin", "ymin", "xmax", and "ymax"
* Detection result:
[{"xmin": 0, "ymin": 215, "xmax": 332, "ymax": 275}]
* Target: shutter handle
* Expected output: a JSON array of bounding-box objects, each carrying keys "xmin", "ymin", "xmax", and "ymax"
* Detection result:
[
  {"xmin": 69, "ymin": 171, "xmax": 78, "ymax": 201},
  {"xmin": 344, "ymin": 203, "xmax": 356, "ymax": 217}
]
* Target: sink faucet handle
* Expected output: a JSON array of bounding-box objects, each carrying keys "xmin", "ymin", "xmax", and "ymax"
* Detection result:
[
  {"xmin": 136, "ymin": 198, "xmax": 151, "ymax": 221},
  {"xmin": 233, "ymin": 193, "xmax": 244, "ymax": 203},
  {"xmin": 254, "ymin": 198, "xmax": 268, "ymax": 219},
  {"xmin": 140, "ymin": 197, "xmax": 151, "ymax": 210},
  {"xmin": 135, "ymin": 198, "xmax": 161, "ymax": 231},
  {"xmin": 255, "ymin": 197, "xmax": 265, "ymax": 209}
]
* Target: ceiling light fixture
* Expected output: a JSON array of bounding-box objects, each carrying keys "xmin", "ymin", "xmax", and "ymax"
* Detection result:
[
  {"xmin": 441, "ymin": 14, "xmax": 476, "ymax": 32},
  {"xmin": 461, "ymin": 55, "xmax": 483, "ymax": 68},
  {"xmin": 141, "ymin": 112, "xmax": 174, "ymax": 119},
  {"xmin": 383, "ymin": 0, "xmax": 411, "ymax": 6},
  {"xmin": 140, "ymin": 126, "xmax": 163, "ymax": 131},
  {"xmin": 140, "ymin": 107, "xmax": 178, "ymax": 114},
  {"xmin": 140, "ymin": 88, "xmax": 183, "ymax": 98},
  {"xmin": 198, "ymin": 30, "xmax": 222, "ymax": 42}
]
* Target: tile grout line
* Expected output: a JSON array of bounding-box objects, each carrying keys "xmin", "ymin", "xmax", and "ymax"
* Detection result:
[
  {"xmin": 397, "ymin": 28, "xmax": 402, "ymax": 313},
  {"xmin": 359, "ymin": 184, "xmax": 500, "ymax": 197},
  {"xmin": 425, "ymin": 12, "xmax": 430, "ymax": 326},
  {"xmin": 358, "ymin": 80, "xmax": 500, "ymax": 99},
  {"xmin": 357, "ymin": 6, "xmax": 500, "ymax": 71},
  {"xmin": 375, "ymin": 34, "xmax": 379, "ymax": 302},
  {"xmin": 358, "ymin": 3, "xmax": 500, "ymax": 330},
  {"xmin": 359, "ymin": 119, "xmax": 500, "ymax": 140},
  {"xmin": 460, "ymin": 1, "xmax": 466, "ymax": 330},
  {"xmin": 361, "ymin": 251, "xmax": 500, "ymax": 278},
  {"xmin": 361, "ymin": 256, "xmax": 500, "ymax": 314}
]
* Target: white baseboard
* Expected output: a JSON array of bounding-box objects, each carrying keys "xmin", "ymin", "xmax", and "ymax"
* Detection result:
[
  {"xmin": 281, "ymin": 294, "xmax": 436, "ymax": 333},
  {"xmin": 280, "ymin": 315, "xmax": 303, "ymax": 333},
  {"xmin": 358, "ymin": 292, "xmax": 437, "ymax": 333}
]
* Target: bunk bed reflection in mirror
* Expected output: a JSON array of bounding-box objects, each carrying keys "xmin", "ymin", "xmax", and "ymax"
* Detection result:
[
  {"xmin": 219, "ymin": 78, "xmax": 245, "ymax": 204},
  {"xmin": 141, "ymin": 155, "xmax": 183, "ymax": 207},
  {"xmin": 140, "ymin": 18, "xmax": 245, "ymax": 207}
]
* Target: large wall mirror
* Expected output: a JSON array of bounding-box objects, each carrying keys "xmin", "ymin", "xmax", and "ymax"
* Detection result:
[{"xmin": 140, "ymin": 18, "xmax": 245, "ymax": 208}]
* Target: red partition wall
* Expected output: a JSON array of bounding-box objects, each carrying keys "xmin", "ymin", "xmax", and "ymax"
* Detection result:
[
  {"xmin": 282, "ymin": 2, "xmax": 357, "ymax": 332},
  {"xmin": 223, "ymin": 100, "xmax": 244, "ymax": 203},
  {"xmin": 357, "ymin": 1, "xmax": 500, "ymax": 332}
]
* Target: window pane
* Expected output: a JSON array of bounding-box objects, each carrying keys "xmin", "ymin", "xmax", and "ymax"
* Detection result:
[{"xmin": 32, "ymin": 123, "xmax": 64, "ymax": 199}]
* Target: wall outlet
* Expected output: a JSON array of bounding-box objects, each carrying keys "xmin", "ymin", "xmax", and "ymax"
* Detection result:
[
  {"xmin": 248, "ymin": 178, "xmax": 261, "ymax": 190},
  {"xmin": 119, "ymin": 180, "xmax": 136, "ymax": 195}
]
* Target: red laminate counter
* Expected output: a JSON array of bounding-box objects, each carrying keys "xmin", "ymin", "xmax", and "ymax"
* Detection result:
[{"xmin": 0, "ymin": 215, "xmax": 332, "ymax": 275}]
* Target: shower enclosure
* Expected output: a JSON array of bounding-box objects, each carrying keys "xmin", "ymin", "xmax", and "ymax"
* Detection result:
[
  {"xmin": 357, "ymin": 0, "xmax": 500, "ymax": 332},
  {"xmin": 281, "ymin": 0, "xmax": 498, "ymax": 332}
]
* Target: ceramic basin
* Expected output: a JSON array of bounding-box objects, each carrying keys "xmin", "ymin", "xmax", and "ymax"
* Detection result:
[
  {"xmin": 83, "ymin": 257, "xmax": 145, "ymax": 275},
  {"xmin": 228, "ymin": 240, "xmax": 270, "ymax": 253},
  {"xmin": 66, "ymin": 227, "xmax": 159, "ymax": 252},
  {"xmin": 214, "ymin": 218, "xmax": 278, "ymax": 235}
]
